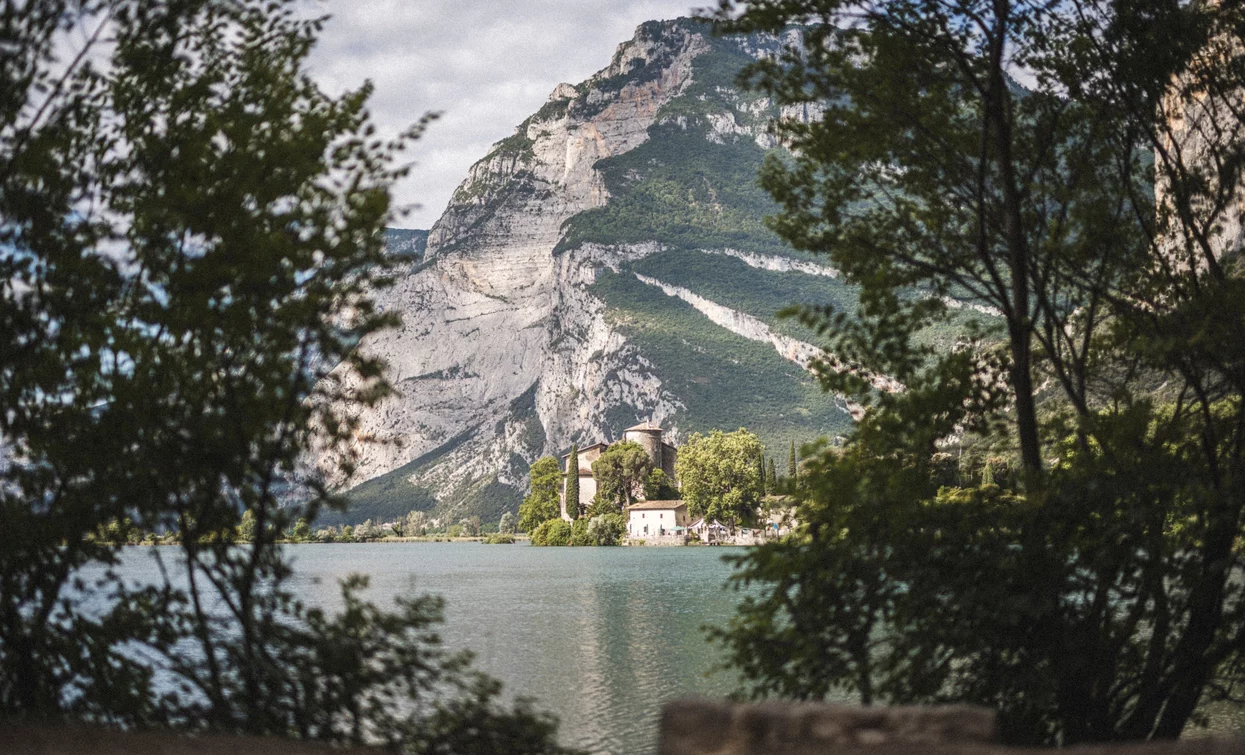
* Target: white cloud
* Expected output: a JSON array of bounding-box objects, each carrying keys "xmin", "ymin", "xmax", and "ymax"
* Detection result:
[{"xmin": 306, "ymin": 0, "xmax": 701, "ymax": 229}]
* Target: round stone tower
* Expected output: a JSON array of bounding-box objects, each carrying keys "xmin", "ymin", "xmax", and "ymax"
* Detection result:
[{"xmin": 623, "ymin": 421, "xmax": 664, "ymax": 470}]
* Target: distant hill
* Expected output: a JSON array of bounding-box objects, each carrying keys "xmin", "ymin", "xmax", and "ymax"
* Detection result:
[{"xmin": 320, "ymin": 18, "xmax": 991, "ymax": 527}]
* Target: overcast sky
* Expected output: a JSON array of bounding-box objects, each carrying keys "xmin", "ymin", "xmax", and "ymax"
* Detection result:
[{"xmin": 306, "ymin": 1, "xmax": 702, "ymax": 230}]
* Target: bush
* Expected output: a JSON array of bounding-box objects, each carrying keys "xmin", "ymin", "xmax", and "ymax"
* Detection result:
[
  {"xmin": 585, "ymin": 513, "xmax": 626, "ymax": 546},
  {"xmin": 569, "ymin": 518, "xmax": 592, "ymax": 546},
  {"xmin": 529, "ymin": 519, "xmax": 571, "ymax": 546},
  {"xmin": 484, "ymin": 533, "xmax": 516, "ymax": 545}
]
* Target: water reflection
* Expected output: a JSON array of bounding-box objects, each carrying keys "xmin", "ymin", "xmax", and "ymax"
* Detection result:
[{"xmin": 274, "ymin": 542, "xmax": 743, "ymax": 754}]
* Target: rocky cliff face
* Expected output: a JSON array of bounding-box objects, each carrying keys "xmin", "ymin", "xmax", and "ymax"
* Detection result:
[{"xmin": 317, "ymin": 20, "xmax": 886, "ymax": 525}]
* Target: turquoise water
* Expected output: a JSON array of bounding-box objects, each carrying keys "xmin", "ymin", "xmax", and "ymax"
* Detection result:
[
  {"xmin": 113, "ymin": 542, "xmax": 746, "ymax": 754},
  {"xmin": 107, "ymin": 542, "xmax": 1244, "ymax": 751}
]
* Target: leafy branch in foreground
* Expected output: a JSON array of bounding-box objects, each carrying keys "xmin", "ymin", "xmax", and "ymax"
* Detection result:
[
  {"xmin": 0, "ymin": 2, "xmax": 573, "ymax": 752},
  {"xmin": 709, "ymin": 0, "xmax": 1245, "ymax": 745}
]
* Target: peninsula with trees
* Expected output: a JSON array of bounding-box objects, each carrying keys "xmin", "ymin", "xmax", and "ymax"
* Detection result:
[{"xmin": 520, "ymin": 421, "xmax": 794, "ymax": 546}]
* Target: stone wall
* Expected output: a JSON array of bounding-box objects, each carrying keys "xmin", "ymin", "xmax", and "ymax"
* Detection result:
[
  {"xmin": 658, "ymin": 699, "xmax": 1245, "ymax": 755},
  {"xmin": 629, "ymin": 534, "xmax": 687, "ymax": 546}
]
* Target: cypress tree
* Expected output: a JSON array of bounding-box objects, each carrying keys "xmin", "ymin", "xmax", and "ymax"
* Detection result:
[
  {"xmin": 758, "ymin": 454, "xmax": 767, "ymax": 495},
  {"xmin": 565, "ymin": 444, "xmax": 580, "ymax": 519},
  {"xmin": 768, "ymin": 458, "xmax": 778, "ymax": 491},
  {"xmin": 788, "ymin": 440, "xmax": 797, "ymax": 479}
]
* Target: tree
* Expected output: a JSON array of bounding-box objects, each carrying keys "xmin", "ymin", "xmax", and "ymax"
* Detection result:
[
  {"xmin": 564, "ymin": 445, "xmax": 580, "ymax": 520},
  {"xmin": 710, "ymin": 0, "xmax": 1245, "ymax": 744},
  {"xmin": 290, "ymin": 519, "xmax": 311, "ymax": 543},
  {"xmin": 529, "ymin": 519, "xmax": 571, "ymax": 547},
  {"xmin": 766, "ymin": 458, "xmax": 777, "ymax": 493},
  {"xmin": 404, "ymin": 510, "xmax": 428, "ymax": 537},
  {"xmin": 519, "ymin": 457, "xmax": 561, "ymax": 532},
  {"xmin": 643, "ymin": 468, "xmax": 678, "ymax": 501},
  {"xmin": 675, "ymin": 429, "xmax": 764, "ymax": 527},
  {"xmin": 460, "ymin": 517, "xmax": 482, "ymax": 538},
  {"xmin": 591, "ymin": 441, "xmax": 652, "ymax": 512},
  {"xmin": 238, "ymin": 510, "xmax": 258, "ymax": 543},
  {"xmin": 498, "ymin": 512, "xmax": 515, "ymax": 535},
  {"xmin": 787, "ymin": 441, "xmax": 796, "ymax": 480},
  {"xmin": 0, "ymin": 3, "xmax": 573, "ymax": 750},
  {"xmin": 757, "ymin": 455, "xmax": 767, "ymax": 496},
  {"xmin": 584, "ymin": 513, "xmax": 626, "ymax": 546}
]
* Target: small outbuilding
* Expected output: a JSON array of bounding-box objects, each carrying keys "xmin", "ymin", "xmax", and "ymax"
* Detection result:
[
  {"xmin": 689, "ymin": 518, "xmax": 731, "ymax": 544},
  {"xmin": 626, "ymin": 500, "xmax": 689, "ymax": 539}
]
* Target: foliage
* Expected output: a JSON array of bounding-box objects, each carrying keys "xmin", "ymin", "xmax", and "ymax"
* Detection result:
[
  {"xmin": 529, "ymin": 519, "xmax": 572, "ymax": 547},
  {"xmin": 405, "ymin": 510, "xmax": 429, "ymax": 537},
  {"xmin": 676, "ymin": 429, "xmax": 764, "ymax": 526},
  {"xmin": 289, "ymin": 519, "xmax": 312, "ymax": 543},
  {"xmin": 710, "ymin": 0, "xmax": 1245, "ymax": 744},
  {"xmin": 519, "ymin": 457, "xmax": 562, "ymax": 532},
  {"xmin": 460, "ymin": 517, "xmax": 482, "ymax": 538},
  {"xmin": 232, "ymin": 511, "xmax": 255, "ymax": 544},
  {"xmin": 590, "ymin": 441, "xmax": 652, "ymax": 512},
  {"xmin": 643, "ymin": 469, "xmax": 678, "ymax": 500},
  {"xmin": 564, "ymin": 445, "xmax": 580, "ymax": 520},
  {"xmin": 585, "ymin": 514, "xmax": 627, "ymax": 546},
  {"xmin": 568, "ymin": 518, "xmax": 592, "ymax": 547},
  {"xmin": 483, "ymin": 533, "xmax": 516, "ymax": 545},
  {"xmin": 498, "ymin": 512, "xmax": 515, "ymax": 535},
  {"xmin": 0, "ymin": 2, "xmax": 572, "ymax": 752}
]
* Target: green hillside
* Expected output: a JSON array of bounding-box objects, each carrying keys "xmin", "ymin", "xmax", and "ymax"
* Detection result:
[{"xmin": 592, "ymin": 268, "xmax": 854, "ymax": 455}]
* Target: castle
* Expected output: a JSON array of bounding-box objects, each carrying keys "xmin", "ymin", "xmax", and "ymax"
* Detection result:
[{"xmin": 560, "ymin": 422, "xmax": 678, "ymax": 519}]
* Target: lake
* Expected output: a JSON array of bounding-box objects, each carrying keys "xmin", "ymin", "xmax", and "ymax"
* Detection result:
[
  {"xmin": 112, "ymin": 542, "xmax": 746, "ymax": 754},
  {"xmin": 108, "ymin": 542, "xmax": 1245, "ymax": 752}
]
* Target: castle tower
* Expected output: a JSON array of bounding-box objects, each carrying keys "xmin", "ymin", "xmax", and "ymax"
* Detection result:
[{"xmin": 623, "ymin": 421, "xmax": 664, "ymax": 471}]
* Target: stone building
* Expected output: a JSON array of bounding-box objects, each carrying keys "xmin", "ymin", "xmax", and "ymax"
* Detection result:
[{"xmin": 560, "ymin": 422, "xmax": 678, "ymax": 519}]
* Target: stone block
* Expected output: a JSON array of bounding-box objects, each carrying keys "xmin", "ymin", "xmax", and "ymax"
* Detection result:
[{"xmin": 658, "ymin": 699, "xmax": 1245, "ymax": 755}]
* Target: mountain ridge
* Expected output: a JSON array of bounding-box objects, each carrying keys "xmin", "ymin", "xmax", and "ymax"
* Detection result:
[{"xmin": 319, "ymin": 19, "xmax": 869, "ymax": 526}]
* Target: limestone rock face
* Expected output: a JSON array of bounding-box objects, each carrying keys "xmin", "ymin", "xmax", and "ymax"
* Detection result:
[{"xmin": 320, "ymin": 21, "xmax": 856, "ymax": 524}]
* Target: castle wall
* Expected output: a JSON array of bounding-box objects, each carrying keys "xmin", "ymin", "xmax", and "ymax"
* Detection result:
[{"xmin": 661, "ymin": 442, "xmax": 678, "ymax": 483}]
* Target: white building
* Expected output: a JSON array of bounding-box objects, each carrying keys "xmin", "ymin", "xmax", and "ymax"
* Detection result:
[{"xmin": 626, "ymin": 500, "xmax": 689, "ymax": 539}]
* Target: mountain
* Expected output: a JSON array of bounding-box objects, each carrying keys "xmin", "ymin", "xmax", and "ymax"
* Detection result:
[{"xmin": 317, "ymin": 19, "xmax": 967, "ymax": 527}]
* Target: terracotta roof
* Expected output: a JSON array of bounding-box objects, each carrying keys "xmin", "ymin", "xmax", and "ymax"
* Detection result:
[
  {"xmin": 624, "ymin": 421, "xmax": 663, "ymax": 433},
  {"xmin": 625, "ymin": 499, "xmax": 686, "ymax": 511}
]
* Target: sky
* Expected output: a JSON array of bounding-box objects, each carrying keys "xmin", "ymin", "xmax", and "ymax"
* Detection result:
[{"xmin": 306, "ymin": 0, "xmax": 702, "ymax": 230}]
